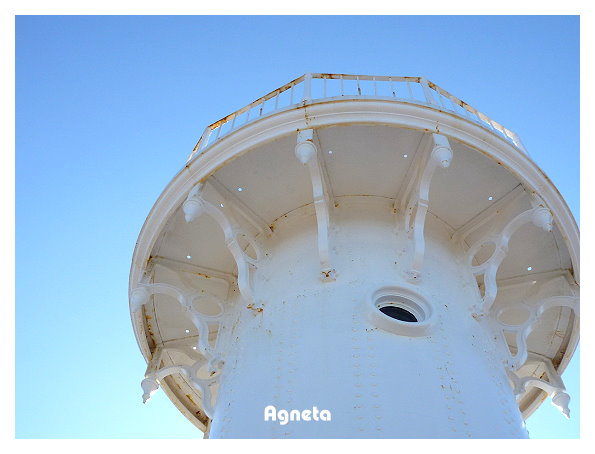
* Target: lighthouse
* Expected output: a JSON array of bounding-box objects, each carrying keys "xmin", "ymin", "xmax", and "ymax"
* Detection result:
[{"xmin": 129, "ymin": 74, "xmax": 579, "ymax": 438}]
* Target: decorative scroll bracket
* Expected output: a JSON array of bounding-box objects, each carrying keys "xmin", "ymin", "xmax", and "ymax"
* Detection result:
[
  {"xmin": 467, "ymin": 196, "xmax": 553, "ymax": 314},
  {"xmin": 131, "ymin": 281, "xmax": 227, "ymax": 418},
  {"xmin": 507, "ymin": 354, "xmax": 573, "ymax": 419},
  {"xmin": 398, "ymin": 133, "xmax": 453, "ymax": 283},
  {"xmin": 493, "ymin": 294, "xmax": 579, "ymax": 371},
  {"xmin": 183, "ymin": 182, "xmax": 263, "ymax": 308},
  {"xmin": 295, "ymin": 128, "xmax": 336, "ymax": 281},
  {"xmin": 141, "ymin": 356, "xmax": 220, "ymax": 418}
]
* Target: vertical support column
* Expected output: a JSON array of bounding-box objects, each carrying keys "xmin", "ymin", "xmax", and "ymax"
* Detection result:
[
  {"xmin": 420, "ymin": 78, "xmax": 438, "ymax": 105},
  {"xmin": 302, "ymin": 73, "xmax": 313, "ymax": 103},
  {"xmin": 295, "ymin": 129, "xmax": 336, "ymax": 281},
  {"xmin": 400, "ymin": 133, "xmax": 453, "ymax": 282}
]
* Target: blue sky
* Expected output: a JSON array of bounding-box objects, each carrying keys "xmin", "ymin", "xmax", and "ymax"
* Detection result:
[{"xmin": 14, "ymin": 15, "xmax": 579, "ymax": 438}]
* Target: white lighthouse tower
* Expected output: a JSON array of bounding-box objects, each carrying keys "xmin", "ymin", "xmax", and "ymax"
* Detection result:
[{"xmin": 129, "ymin": 74, "xmax": 579, "ymax": 438}]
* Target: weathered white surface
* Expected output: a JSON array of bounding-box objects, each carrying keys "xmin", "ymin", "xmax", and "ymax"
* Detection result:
[
  {"xmin": 129, "ymin": 76, "xmax": 579, "ymax": 437},
  {"xmin": 209, "ymin": 198, "xmax": 529, "ymax": 438}
]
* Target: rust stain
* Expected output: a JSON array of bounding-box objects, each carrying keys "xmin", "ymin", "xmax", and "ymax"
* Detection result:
[
  {"xmin": 145, "ymin": 255, "xmax": 154, "ymax": 270},
  {"xmin": 186, "ymin": 394, "xmax": 196, "ymax": 405},
  {"xmin": 246, "ymin": 303, "xmax": 264, "ymax": 313},
  {"xmin": 194, "ymin": 272, "xmax": 211, "ymax": 279}
]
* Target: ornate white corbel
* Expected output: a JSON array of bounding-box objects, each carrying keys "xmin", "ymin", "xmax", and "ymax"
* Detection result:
[
  {"xmin": 183, "ymin": 182, "xmax": 263, "ymax": 307},
  {"xmin": 467, "ymin": 196, "xmax": 553, "ymax": 314},
  {"xmin": 398, "ymin": 133, "xmax": 453, "ymax": 282},
  {"xmin": 141, "ymin": 355, "xmax": 220, "ymax": 418},
  {"xmin": 131, "ymin": 280, "xmax": 228, "ymax": 417},
  {"xmin": 507, "ymin": 354, "xmax": 573, "ymax": 418},
  {"xmin": 295, "ymin": 129, "xmax": 336, "ymax": 281},
  {"xmin": 131, "ymin": 281, "xmax": 226, "ymax": 367},
  {"xmin": 493, "ymin": 295, "xmax": 578, "ymax": 371}
]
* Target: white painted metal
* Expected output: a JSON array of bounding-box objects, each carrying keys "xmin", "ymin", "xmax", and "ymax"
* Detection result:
[
  {"xmin": 129, "ymin": 74, "xmax": 579, "ymax": 438},
  {"xmin": 295, "ymin": 129, "xmax": 336, "ymax": 281}
]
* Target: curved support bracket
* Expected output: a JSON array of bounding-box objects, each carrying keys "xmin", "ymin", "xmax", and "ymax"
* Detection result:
[
  {"xmin": 295, "ymin": 129, "xmax": 336, "ymax": 281},
  {"xmin": 183, "ymin": 182, "xmax": 262, "ymax": 307},
  {"xmin": 493, "ymin": 295, "xmax": 579, "ymax": 371},
  {"xmin": 131, "ymin": 281, "xmax": 228, "ymax": 417},
  {"xmin": 401, "ymin": 133, "xmax": 453, "ymax": 282},
  {"xmin": 507, "ymin": 355, "xmax": 572, "ymax": 419},
  {"xmin": 451, "ymin": 184, "xmax": 525, "ymax": 245},
  {"xmin": 131, "ymin": 281, "xmax": 226, "ymax": 363},
  {"xmin": 142, "ymin": 356, "xmax": 220, "ymax": 418},
  {"xmin": 468, "ymin": 202, "xmax": 553, "ymax": 313}
]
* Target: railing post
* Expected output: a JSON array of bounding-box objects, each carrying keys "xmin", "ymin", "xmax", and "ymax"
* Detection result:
[
  {"xmin": 420, "ymin": 78, "xmax": 438, "ymax": 105},
  {"xmin": 512, "ymin": 133, "xmax": 529, "ymax": 155},
  {"xmin": 201, "ymin": 127, "xmax": 213, "ymax": 150},
  {"xmin": 303, "ymin": 73, "xmax": 313, "ymax": 103}
]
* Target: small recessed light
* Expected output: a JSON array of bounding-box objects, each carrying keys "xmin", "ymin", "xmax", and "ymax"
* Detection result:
[
  {"xmin": 328, "ymin": 150, "xmax": 333, "ymax": 154},
  {"xmin": 220, "ymin": 203, "xmax": 224, "ymax": 207},
  {"xmin": 237, "ymin": 187, "xmax": 243, "ymax": 192},
  {"xmin": 488, "ymin": 196, "xmax": 494, "ymax": 201},
  {"xmin": 192, "ymin": 346, "xmax": 197, "ymax": 350},
  {"xmin": 186, "ymin": 255, "xmax": 192, "ymax": 259},
  {"xmin": 185, "ymin": 329, "xmax": 190, "ymax": 333},
  {"xmin": 527, "ymin": 266, "xmax": 533, "ymax": 271},
  {"xmin": 532, "ymin": 280, "xmax": 537, "ymax": 284},
  {"xmin": 403, "ymin": 154, "xmax": 408, "ymax": 158}
]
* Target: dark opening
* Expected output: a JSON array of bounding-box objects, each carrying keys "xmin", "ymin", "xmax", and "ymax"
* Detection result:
[{"xmin": 379, "ymin": 305, "xmax": 418, "ymax": 322}]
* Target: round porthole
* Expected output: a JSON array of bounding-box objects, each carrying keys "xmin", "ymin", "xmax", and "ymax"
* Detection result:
[
  {"xmin": 379, "ymin": 305, "xmax": 418, "ymax": 322},
  {"xmin": 369, "ymin": 287, "xmax": 435, "ymax": 336}
]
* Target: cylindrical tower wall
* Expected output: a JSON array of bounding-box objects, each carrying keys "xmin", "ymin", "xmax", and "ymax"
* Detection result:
[
  {"xmin": 131, "ymin": 79, "xmax": 579, "ymax": 438},
  {"xmin": 209, "ymin": 197, "xmax": 528, "ymax": 438}
]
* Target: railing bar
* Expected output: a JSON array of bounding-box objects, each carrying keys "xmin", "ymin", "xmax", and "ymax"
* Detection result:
[
  {"xmin": 356, "ymin": 75, "xmax": 361, "ymax": 96},
  {"xmin": 389, "ymin": 77, "xmax": 396, "ymax": 97},
  {"xmin": 373, "ymin": 76, "xmax": 377, "ymax": 96},
  {"xmin": 245, "ymin": 108, "xmax": 251, "ymax": 124},
  {"xmin": 274, "ymin": 93, "xmax": 279, "ymax": 110},
  {"xmin": 323, "ymin": 77, "xmax": 327, "ymax": 98},
  {"xmin": 231, "ymin": 114, "xmax": 237, "ymax": 130},
  {"xmin": 340, "ymin": 75, "xmax": 344, "ymax": 96},
  {"xmin": 259, "ymin": 99, "xmax": 265, "ymax": 117},
  {"xmin": 290, "ymin": 83, "xmax": 294, "ymax": 104},
  {"xmin": 437, "ymin": 92, "xmax": 447, "ymax": 109},
  {"xmin": 474, "ymin": 111, "xmax": 483, "ymax": 125},
  {"xmin": 302, "ymin": 73, "xmax": 312, "ymax": 102},
  {"xmin": 215, "ymin": 123, "xmax": 222, "ymax": 140},
  {"xmin": 407, "ymin": 81, "xmax": 414, "ymax": 99}
]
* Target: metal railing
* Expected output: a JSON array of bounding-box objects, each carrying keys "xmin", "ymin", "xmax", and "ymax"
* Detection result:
[{"xmin": 188, "ymin": 73, "xmax": 527, "ymax": 162}]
